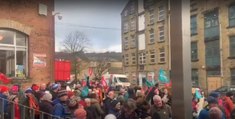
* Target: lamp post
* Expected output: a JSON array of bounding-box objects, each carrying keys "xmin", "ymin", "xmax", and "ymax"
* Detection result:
[{"xmin": 51, "ymin": 12, "xmax": 62, "ymax": 81}]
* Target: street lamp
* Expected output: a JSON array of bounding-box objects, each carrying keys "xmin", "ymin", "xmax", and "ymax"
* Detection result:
[{"xmin": 51, "ymin": 11, "xmax": 62, "ymax": 82}]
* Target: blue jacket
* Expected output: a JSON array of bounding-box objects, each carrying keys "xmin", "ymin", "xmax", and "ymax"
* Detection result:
[
  {"xmin": 0, "ymin": 93, "xmax": 8, "ymax": 113},
  {"xmin": 198, "ymin": 108, "xmax": 226, "ymax": 119},
  {"xmin": 53, "ymin": 101, "xmax": 71, "ymax": 118}
]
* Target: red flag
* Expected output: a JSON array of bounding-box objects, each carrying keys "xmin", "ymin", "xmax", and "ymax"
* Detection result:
[
  {"xmin": 164, "ymin": 81, "xmax": 172, "ymax": 88},
  {"xmin": 101, "ymin": 76, "xmax": 108, "ymax": 88},
  {"xmin": 88, "ymin": 68, "xmax": 93, "ymax": 76},
  {"xmin": 0, "ymin": 73, "xmax": 11, "ymax": 84},
  {"xmin": 81, "ymin": 80, "xmax": 86, "ymax": 87}
]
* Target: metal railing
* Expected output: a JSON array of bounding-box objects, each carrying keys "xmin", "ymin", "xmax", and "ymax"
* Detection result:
[{"xmin": 0, "ymin": 96, "xmax": 62, "ymax": 119}]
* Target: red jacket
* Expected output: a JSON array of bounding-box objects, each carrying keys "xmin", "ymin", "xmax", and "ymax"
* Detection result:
[{"xmin": 224, "ymin": 96, "xmax": 234, "ymax": 119}]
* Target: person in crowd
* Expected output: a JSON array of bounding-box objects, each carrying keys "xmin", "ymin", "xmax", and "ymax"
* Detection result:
[
  {"xmin": 136, "ymin": 96, "xmax": 151, "ymax": 119},
  {"xmin": 0, "ymin": 86, "xmax": 10, "ymax": 118},
  {"xmin": 90, "ymin": 93, "xmax": 105, "ymax": 119},
  {"xmin": 103, "ymin": 91, "xmax": 115, "ymax": 115},
  {"xmin": 50, "ymin": 83, "xmax": 59, "ymax": 101},
  {"xmin": 22, "ymin": 88, "xmax": 40, "ymax": 119},
  {"xmin": 39, "ymin": 92, "xmax": 53, "ymax": 119},
  {"xmin": 145, "ymin": 83, "xmax": 160, "ymax": 104},
  {"xmin": 39, "ymin": 83, "xmax": 47, "ymax": 92},
  {"xmin": 31, "ymin": 84, "xmax": 40, "ymax": 100},
  {"xmin": 105, "ymin": 114, "xmax": 117, "ymax": 119},
  {"xmin": 53, "ymin": 90, "xmax": 72, "ymax": 119},
  {"xmin": 84, "ymin": 98, "xmax": 94, "ymax": 119},
  {"xmin": 231, "ymin": 108, "xmax": 235, "ymax": 119},
  {"xmin": 68, "ymin": 96, "xmax": 79, "ymax": 118},
  {"xmin": 150, "ymin": 95, "xmax": 172, "ymax": 119},
  {"xmin": 198, "ymin": 96, "xmax": 226, "ymax": 119},
  {"xmin": 209, "ymin": 107, "xmax": 223, "ymax": 119},
  {"xmin": 127, "ymin": 86, "xmax": 136, "ymax": 99},
  {"xmin": 117, "ymin": 88, "xmax": 127, "ymax": 105},
  {"xmin": 74, "ymin": 107, "xmax": 87, "ymax": 119},
  {"xmin": 118, "ymin": 99, "xmax": 138, "ymax": 119},
  {"xmin": 109, "ymin": 100, "xmax": 121, "ymax": 118},
  {"xmin": 10, "ymin": 85, "xmax": 19, "ymax": 95},
  {"xmin": 223, "ymin": 91, "xmax": 234, "ymax": 119},
  {"xmin": 197, "ymin": 91, "xmax": 205, "ymax": 116},
  {"xmin": 7, "ymin": 95, "xmax": 20, "ymax": 119}
]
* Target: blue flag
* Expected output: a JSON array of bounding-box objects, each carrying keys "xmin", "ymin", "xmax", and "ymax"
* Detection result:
[
  {"xmin": 81, "ymin": 86, "xmax": 89, "ymax": 97},
  {"xmin": 143, "ymin": 77, "xmax": 153, "ymax": 87},
  {"xmin": 158, "ymin": 69, "xmax": 169, "ymax": 83}
]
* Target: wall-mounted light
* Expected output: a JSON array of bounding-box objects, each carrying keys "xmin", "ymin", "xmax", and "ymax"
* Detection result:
[{"xmin": 52, "ymin": 11, "xmax": 62, "ymax": 20}]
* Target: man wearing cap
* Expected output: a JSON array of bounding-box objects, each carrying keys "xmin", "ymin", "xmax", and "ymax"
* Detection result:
[
  {"xmin": 198, "ymin": 96, "xmax": 226, "ymax": 119},
  {"xmin": 53, "ymin": 90, "xmax": 72, "ymax": 118}
]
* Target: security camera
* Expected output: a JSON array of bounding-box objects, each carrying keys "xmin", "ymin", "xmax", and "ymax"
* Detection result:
[{"xmin": 58, "ymin": 15, "xmax": 62, "ymax": 20}]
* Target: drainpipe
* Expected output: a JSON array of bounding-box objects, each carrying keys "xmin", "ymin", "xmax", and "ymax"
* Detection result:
[
  {"xmin": 168, "ymin": 0, "xmax": 171, "ymax": 76},
  {"xmin": 219, "ymin": 23, "xmax": 224, "ymax": 86}
]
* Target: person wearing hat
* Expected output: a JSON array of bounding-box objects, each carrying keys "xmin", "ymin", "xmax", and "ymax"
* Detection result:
[
  {"xmin": 39, "ymin": 92, "xmax": 53, "ymax": 119},
  {"xmin": 109, "ymin": 100, "xmax": 121, "ymax": 118},
  {"xmin": 74, "ymin": 108, "xmax": 87, "ymax": 119},
  {"xmin": 0, "ymin": 86, "xmax": 9, "ymax": 118},
  {"xmin": 50, "ymin": 83, "xmax": 60, "ymax": 101},
  {"xmin": 223, "ymin": 91, "xmax": 234, "ymax": 119},
  {"xmin": 53, "ymin": 90, "xmax": 72, "ymax": 118},
  {"xmin": 7, "ymin": 95, "xmax": 20, "ymax": 119},
  {"xmin": 198, "ymin": 96, "xmax": 226, "ymax": 119}
]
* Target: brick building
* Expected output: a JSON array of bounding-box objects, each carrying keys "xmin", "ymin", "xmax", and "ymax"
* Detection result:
[
  {"xmin": 0, "ymin": 0, "xmax": 55, "ymax": 84},
  {"xmin": 121, "ymin": 0, "xmax": 235, "ymax": 90}
]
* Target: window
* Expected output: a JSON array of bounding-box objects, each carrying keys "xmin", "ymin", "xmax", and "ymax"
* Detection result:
[
  {"xmin": 230, "ymin": 36, "xmax": 235, "ymax": 57},
  {"xmin": 123, "ymin": 22, "xmax": 129, "ymax": 33},
  {"xmin": 131, "ymin": 53, "xmax": 136, "ymax": 65},
  {"xmin": 191, "ymin": 42, "xmax": 198, "ymax": 60},
  {"xmin": 205, "ymin": 40, "xmax": 220, "ymax": 68},
  {"xmin": 149, "ymin": 9, "xmax": 155, "ymax": 24},
  {"xmin": 192, "ymin": 69, "xmax": 199, "ymax": 86},
  {"xmin": 139, "ymin": 52, "xmax": 146, "ymax": 64},
  {"xmin": 229, "ymin": 4, "xmax": 235, "ymax": 27},
  {"xmin": 130, "ymin": 35, "xmax": 136, "ymax": 48},
  {"xmin": 149, "ymin": 50, "xmax": 156, "ymax": 63},
  {"xmin": 231, "ymin": 68, "xmax": 235, "ymax": 85},
  {"xmin": 158, "ymin": 6, "xmax": 165, "ymax": 21},
  {"xmin": 130, "ymin": 19, "xmax": 136, "ymax": 31},
  {"xmin": 159, "ymin": 48, "xmax": 165, "ymax": 63},
  {"xmin": 191, "ymin": 15, "xmax": 197, "ymax": 35},
  {"xmin": 123, "ymin": 37, "xmax": 128, "ymax": 49},
  {"xmin": 125, "ymin": 54, "xmax": 129, "ymax": 65},
  {"xmin": 0, "ymin": 30, "xmax": 28, "ymax": 78},
  {"xmin": 149, "ymin": 29, "xmax": 154, "ymax": 43},
  {"xmin": 204, "ymin": 11, "xmax": 219, "ymax": 41},
  {"xmin": 159, "ymin": 26, "xmax": 164, "ymax": 41}
]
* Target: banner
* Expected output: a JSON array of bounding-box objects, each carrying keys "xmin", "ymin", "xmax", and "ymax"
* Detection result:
[{"xmin": 33, "ymin": 53, "xmax": 46, "ymax": 67}]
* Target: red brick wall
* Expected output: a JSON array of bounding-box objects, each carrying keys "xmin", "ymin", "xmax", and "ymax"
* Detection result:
[{"xmin": 0, "ymin": 0, "xmax": 54, "ymax": 84}]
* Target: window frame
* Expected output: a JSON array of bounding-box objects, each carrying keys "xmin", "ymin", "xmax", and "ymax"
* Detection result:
[
  {"xmin": 159, "ymin": 26, "xmax": 164, "ymax": 42},
  {"xmin": 191, "ymin": 15, "xmax": 197, "ymax": 35},
  {"xmin": 149, "ymin": 29, "xmax": 155, "ymax": 43},
  {"xmin": 159, "ymin": 48, "xmax": 165, "ymax": 63},
  {"xmin": 149, "ymin": 50, "xmax": 156, "ymax": 63},
  {"xmin": 229, "ymin": 4, "xmax": 235, "ymax": 27},
  {"xmin": 139, "ymin": 52, "xmax": 146, "ymax": 64},
  {"xmin": 158, "ymin": 6, "xmax": 165, "ymax": 21},
  {"xmin": 191, "ymin": 42, "xmax": 198, "ymax": 61},
  {"xmin": 0, "ymin": 29, "xmax": 28, "ymax": 78},
  {"xmin": 230, "ymin": 36, "xmax": 235, "ymax": 57}
]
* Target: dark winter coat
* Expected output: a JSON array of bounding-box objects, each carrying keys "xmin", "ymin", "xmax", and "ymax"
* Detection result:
[{"xmin": 39, "ymin": 100, "xmax": 53, "ymax": 119}]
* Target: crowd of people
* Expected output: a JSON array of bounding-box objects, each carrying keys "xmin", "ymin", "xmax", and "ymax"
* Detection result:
[
  {"xmin": 0, "ymin": 81, "xmax": 172, "ymax": 119},
  {"xmin": 2, "ymin": 79, "xmax": 235, "ymax": 119},
  {"xmin": 192, "ymin": 88, "xmax": 235, "ymax": 119}
]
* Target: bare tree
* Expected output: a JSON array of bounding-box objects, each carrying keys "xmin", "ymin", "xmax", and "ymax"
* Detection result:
[
  {"xmin": 62, "ymin": 31, "xmax": 89, "ymax": 53},
  {"xmin": 93, "ymin": 59, "xmax": 110, "ymax": 81},
  {"xmin": 61, "ymin": 31, "xmax": 90, "ymax": 81}
]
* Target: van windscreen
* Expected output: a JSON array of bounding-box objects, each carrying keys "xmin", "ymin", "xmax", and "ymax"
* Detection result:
[{"xmin": 118, "ymin": 77, "xmax": 128, "ymax": 82}]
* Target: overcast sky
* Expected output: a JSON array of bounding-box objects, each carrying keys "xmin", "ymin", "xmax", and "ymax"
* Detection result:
[{"xmin": 54, "ymin": 0, "xmax": 128, "ymax": 53}]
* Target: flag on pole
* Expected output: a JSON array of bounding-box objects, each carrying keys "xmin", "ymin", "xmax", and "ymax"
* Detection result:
[
  {"xmin": 158, "ymin": 69, "xmax": 169, "ymax": 83},
  {"xmin": 143, "ymin": 77, "xmax": 153, "ymax": 87}
]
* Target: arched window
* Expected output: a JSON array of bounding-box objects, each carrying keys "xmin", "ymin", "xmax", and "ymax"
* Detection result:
[{"xmin": 0, "ymin": 29, "xmax": 28, "ymax": 78}]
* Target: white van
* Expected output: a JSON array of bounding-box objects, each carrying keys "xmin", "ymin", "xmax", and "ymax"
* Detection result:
[{"xmin": 103, "ymin": 74, "xmax": 130, "ymax": 88}]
